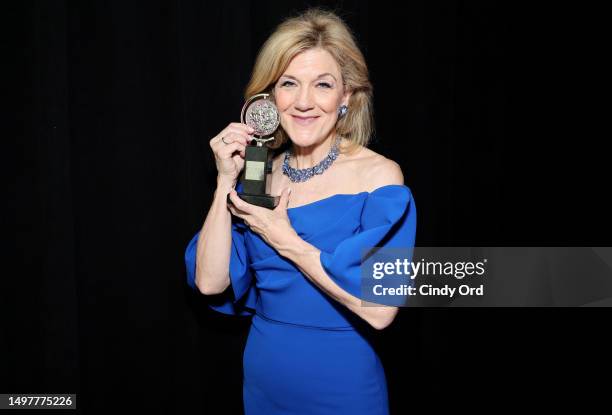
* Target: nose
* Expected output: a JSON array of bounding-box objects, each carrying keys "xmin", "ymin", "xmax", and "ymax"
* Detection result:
[{"xmin": 294, "ymin": 86, "xmax": 314, "ymax": 112}]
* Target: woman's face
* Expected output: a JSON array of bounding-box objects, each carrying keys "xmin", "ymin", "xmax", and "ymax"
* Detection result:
[{"xmin": 274, "ymin": 48, "xmax": 350, "ymax": 147}]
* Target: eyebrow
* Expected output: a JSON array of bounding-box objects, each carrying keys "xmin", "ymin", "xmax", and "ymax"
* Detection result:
[{"xmin": 281, "ymin": 73, "xmax": 338, "ymax": 82}]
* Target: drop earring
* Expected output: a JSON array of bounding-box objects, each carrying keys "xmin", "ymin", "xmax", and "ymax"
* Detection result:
[{"xmin": 338, "ymin": 104, "xmax": 348, "ymax": 118}]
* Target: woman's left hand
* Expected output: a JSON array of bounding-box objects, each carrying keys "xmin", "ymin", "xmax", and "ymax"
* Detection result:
[{"xmin": 227, "ymin": 187, "xmax": 298, "ymax": 251}]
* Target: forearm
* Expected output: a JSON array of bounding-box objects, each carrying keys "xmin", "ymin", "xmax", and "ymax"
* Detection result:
[
  {"xmin": 194, "ymin": 177, "xmax": 235, "ymax": 294},
  {"xmin": 277, "ymin": 236, "xmax": 398, "ymax": 330}
]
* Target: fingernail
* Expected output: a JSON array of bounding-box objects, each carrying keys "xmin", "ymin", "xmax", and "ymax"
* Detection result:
[{"xmin": 288, "ymin": 188, "xmax": 292, "ymax": 195}]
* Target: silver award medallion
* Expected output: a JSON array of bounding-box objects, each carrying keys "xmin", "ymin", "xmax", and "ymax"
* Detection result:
[{"xmin": 241, "ymin": 94, "xmax": 280, "ymax": 142}]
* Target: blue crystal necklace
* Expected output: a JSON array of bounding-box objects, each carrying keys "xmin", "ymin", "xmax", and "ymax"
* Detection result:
[{"xmin": 282, "ymin": 137, "xmax": 341, "ymax": 183}]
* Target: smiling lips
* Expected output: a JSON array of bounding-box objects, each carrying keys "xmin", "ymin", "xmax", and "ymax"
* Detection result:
[{"xmin": 291, "ymin": 115, "xmax": 319, "ymax": 126}]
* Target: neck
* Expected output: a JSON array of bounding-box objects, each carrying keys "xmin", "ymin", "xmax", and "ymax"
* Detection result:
[{"xmin": 291, "ymin": 132, "xmax": 338, "ymax": 169}]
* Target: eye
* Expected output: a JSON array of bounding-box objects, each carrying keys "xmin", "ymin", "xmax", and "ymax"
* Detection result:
[
  {"xmin": 280, "ymin": 80, "xmax": 295, "ymax": 87},
  {"xmin": 317, "ymin": 82, "xmax": 333, "ymax": 88}
]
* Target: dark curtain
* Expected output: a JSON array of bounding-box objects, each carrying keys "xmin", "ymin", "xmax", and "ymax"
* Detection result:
[{"xmin": 9, "ymin": 1, "xmax": 610, "ymax": 414}]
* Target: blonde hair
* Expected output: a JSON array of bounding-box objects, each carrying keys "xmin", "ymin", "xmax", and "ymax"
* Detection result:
[{"xmin": 245, "ymin": 8, "xmax": 373, "ymax": 153}]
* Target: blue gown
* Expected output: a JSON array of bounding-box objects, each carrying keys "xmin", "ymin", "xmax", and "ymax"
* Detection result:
[{"xmin": 185, "ymin": 183, "xmax": 416, "ymax": 415}]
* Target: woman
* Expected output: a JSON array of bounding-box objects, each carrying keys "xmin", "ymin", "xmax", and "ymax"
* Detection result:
[{"xmin": 185, "ymin": 8, "xmax": 416, "ymax": 415}]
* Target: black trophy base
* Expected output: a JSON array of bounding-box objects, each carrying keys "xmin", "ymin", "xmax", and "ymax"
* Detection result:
[{"xmin": 227, "ymin": 192, "xmax": 280, "ymax": 209}]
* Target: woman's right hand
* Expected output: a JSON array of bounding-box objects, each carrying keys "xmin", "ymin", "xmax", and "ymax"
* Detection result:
[{"xmin": 209, "ymin": 122, "xmax": 255, "ymax": 183}]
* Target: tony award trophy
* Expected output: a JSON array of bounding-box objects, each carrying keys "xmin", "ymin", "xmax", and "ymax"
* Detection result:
[{"xmin": 229, "ymin": 93, "xmax": 281, "ymax": 209}]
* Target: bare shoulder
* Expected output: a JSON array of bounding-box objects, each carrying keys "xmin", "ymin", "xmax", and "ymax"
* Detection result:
[{"xmin": 341, "ymin": 146, "xmax": 404, "ymax": 192}]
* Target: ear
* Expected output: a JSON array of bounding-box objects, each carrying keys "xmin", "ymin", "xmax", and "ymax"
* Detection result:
[{"xmin": 341, "ymin": 88, "xmax": 352, "ymax": 107}]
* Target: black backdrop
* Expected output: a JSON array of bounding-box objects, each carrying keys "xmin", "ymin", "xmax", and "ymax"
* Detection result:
[{"xmin": 9, "ymin": 1, "xmax": 611, "ymax": 414}]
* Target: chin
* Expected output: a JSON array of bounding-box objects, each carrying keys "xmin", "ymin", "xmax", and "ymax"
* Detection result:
[
  {"xmin": 282, "ymin": 125, "xmax": 334, "ymax": 148},
  {"xmin": 285, "ymin": 130, "xmax": 320, "ymax": 147}
]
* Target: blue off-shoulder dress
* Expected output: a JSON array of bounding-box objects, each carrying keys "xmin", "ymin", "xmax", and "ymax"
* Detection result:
[{"xmin": 185, "ymin": 183, "xmax": 416, "ymax": 415}]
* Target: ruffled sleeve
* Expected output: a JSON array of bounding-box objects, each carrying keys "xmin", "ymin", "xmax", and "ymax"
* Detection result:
[
  {"xmin": 318, "ymin": 185, "xmax": 416, "ymax": 301},
  {"xmin": 184, "ymin": 185, "xmax": 257, "ymax": 316}
]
